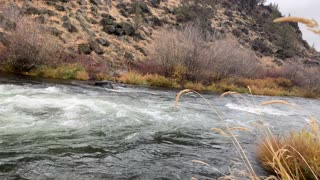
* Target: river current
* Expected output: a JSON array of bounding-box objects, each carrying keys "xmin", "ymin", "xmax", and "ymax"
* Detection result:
[{"xmin": 0, "ymin": 74, "xmax": 319, "ymax": 179}]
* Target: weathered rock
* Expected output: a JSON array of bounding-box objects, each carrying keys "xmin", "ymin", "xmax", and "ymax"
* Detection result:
[
  {"xmin": 0, "ymin": 32, "xmax": 10, "ymax": 46},
  {"xmin": 149, "ymin": 16, "xmax": 162, "ymax": 26},
  {"xmin": 35, "ymin": 15, "xmax": 47, "ymax": 24},
  {"xmin": 23, "ymin": 6, "xmax": 57, "ymax": 16},
  {"xmin": 46, "ymin": 1, "xmax": 56, "ymax": 6},
  {"xmin": 96, "ymin": 38, "xmax": 110, "ymax": 47},
  {"xmin": 62, "ymin": 21, "xmax": 78, "ymax": 33},
  {"xmin": 148, "ymin": 0, "xmax": 160, "ymax": 7},
  {"xmin": 114, "ymin": 26, "xmax": 126, "ymax": 36},
  {"xmin": 61, "ymin": 15, "xmax": 69, "ymax": 22},
  {"xmin": 50, "ymin": 27, "xmax": 63, "ymax": 37},
  {"xmin": 77, "ymin": 0, "xmax": 87, "ymax": 5},
  {"xmin": 89, "ymin": 41, "xmax": 104, "ymax": 54},
  {"xmin": 102, "ymin": 25, "xmax": 116, "ymax": 34},
  {"xmin": 134, "ymin": 45, "xmax": 147, "ymax": 56},
  {"xmin": 119, "ymin": 9, "xmax": 129, "ymax": 17},
  {"xmin": 89, "ymin": 0, "xmax": 102, "ymax": 5},
  {"xmin": 129, "ymin": 1, "xmax": 150, "ymax": 14},
  {"xmin": 78, "ymin": 44, "xmax": 92, "ymax": 54},
  {"xmin": 55, "ymin": 4, "xmax": 65, "ymax": 11},
  {"xmin": 94, "ymin": 81, "xmax": 114, "ymax": 89},
  {"xmin": 100, "ymin": 14, "xmax": 115, "ymax": 26},
  {"xmin": 119, "ymin": 22, "xmax": 135, "ymax": 35}
]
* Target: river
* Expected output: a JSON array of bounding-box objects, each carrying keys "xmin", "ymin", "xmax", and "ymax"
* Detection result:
[{"xmin": 0, "ymin": 73, "xmax": 319, "ymax": 179}]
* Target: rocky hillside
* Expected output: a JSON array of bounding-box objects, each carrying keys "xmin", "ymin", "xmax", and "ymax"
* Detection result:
[{"xmin": 0, "ymin": 0, "xmax": 319, "ymax": 76}]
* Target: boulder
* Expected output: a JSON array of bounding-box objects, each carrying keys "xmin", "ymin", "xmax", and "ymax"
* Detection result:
[
  {"xmin": 55, "ymin": 4, "xmax": 65, "ymax": 11},
  {"xmin": 96, "ymin": 38, "xmax": 110, "ymax": 47},
  {"xmin": 89, "ymin": 0, "xmax": 102, "ymax": 5},
  {"xmin": 102, "ymin": 25, "xmax": 116, "ymax": 34},
  {"xmin": 100, "ymin": 14, "xmax": 115, "ymax": 26},
  {"xmin": 148, "ymin": 0, "xmax": 160, "ymax": 7},
  {"xmin": 77, "ymin": 0, "xmax": 87, "ymax": 5},
  {"xmin": 94, "ymin": 81, "xmax": 114, "ymax": 89},
  {"xmin": 119, "ymin": 22, "xmax": 135, "ymax": 35},
  {"xmin": 62, "ymin": 21, "xmax": 78, "ymax": 33},
  {"xmin": 89, "ymin": 41, "xmax": 104, "ymax": 54},
  {"xmin": 50, "ymin": 27, "xmax": 63, "ymax": 37},
  {"xmin": 78, "ymin": 44, "xmax": 92, "ymax": 54},
  {"xmin": 114, "ymin": 26, "xmax": 126, "ymax": 36}
]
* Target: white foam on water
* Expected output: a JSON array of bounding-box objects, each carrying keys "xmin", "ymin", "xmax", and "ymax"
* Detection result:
[{"xmin": 225, "ymin": 103, "xmax": 295, "ymax": 116}]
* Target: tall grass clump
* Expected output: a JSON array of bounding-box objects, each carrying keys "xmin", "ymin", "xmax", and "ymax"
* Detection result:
[
  {"xmin": 175, "ymin": 88, "xmax": 320, "ymax": 179},
  {"xmin": 257, "ymin": 116, "xmax": 320, "ymax": 179},
  {"xmin": 119, "ymin": 72, "xmax": 179, "ymax": 88}
]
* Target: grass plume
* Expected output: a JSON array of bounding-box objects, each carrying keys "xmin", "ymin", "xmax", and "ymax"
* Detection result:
[{"xmin": 274, "ymin": 17, "xmax": 320, "ymax": 35}]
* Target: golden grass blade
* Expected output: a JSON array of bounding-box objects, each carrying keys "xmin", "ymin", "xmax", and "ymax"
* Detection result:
[
  {"xmin": 220, "ymin": 91, "xmax": 238, "ymax": 97},
  {"xmin": 247, "ymin": 86, "xmax": 252, "ymax": 95},
  {"xmin": 264, "ymin": 175, "xmax": 279, "ymax": 180},
  {"xmin": 274, "ymin": 17, "xmax": 318, "ymax": 28},
  {"xmin": 191, "ymin": 160, "xmax": 210, "ymax": 166},
  {"xmin": 309, "ymin": 28, "xmax": 320, "ymax": 35},
  {"xmin": 211, "ymin": 128, "xmax": 230, "ymax": 137},
  {"xmin": 287, "ymin": 145, "xmax": 319, "ymax": 180},
  {"xmin": 228, "ymin": 127, "xmax": 252, "ymax": 132},
  {"xmin": 174, "ymin": 89, "xmax": 191, "ymax": 110},
  {"xmin": 260, "ymin": 100, "xmax": 292, "ymax": 106},
  {"xmin": 217, "ymin": 175, "xmax": 235, "ymax": 180},
  {"xmin": 274, "ymin": 17, "xmax": 320, "ymax": 35},
  {"xmin": 309, "ymin": 116, "xmax": 319, "ymax": 137}
]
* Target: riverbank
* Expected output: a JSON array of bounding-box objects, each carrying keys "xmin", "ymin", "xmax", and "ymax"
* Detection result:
[{"xmin": 1, "ymin": 68, "xmax": 319, "ymax": 99}]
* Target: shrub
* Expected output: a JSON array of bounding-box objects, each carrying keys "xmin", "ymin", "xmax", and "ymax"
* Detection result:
[
  {"xmin": 130, "ymin": 60, "xmax": 165, "ymax": 75},
  {"xmin": 74, "ymin": 54, "xmax": 109, "ymax": 79},
  {"xmin": 3, "ymin": 17, "xmax": 63, "ymax": 71},
  {"xmin": 281, "ymin": 62, "xmax": 320, "ymax": 93},
  {"xmin": 149, "ymin": 24, "xmax": 262, "ymax": 82},
  {"xmin": 174, "ymin": 1, "xmax": 214, "ymax": 30}
]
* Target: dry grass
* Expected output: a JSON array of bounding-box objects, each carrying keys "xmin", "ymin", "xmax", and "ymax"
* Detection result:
[
  {"xmin": 119, "ymin": 71, "xmax": 318, "ymax": 98},
  {"xmin": 119, "ymin": 71, "xmax": 180, "ymax": 88},
  {"xmin": 274, "ymin": 17, "xmax": 320, "ymax": 35},
  {"xmin": 175, "ymin": 87, "xmax": 320, "ymax": 179},
  {"xmin": 27, "ymin": 64, "xmax": 89, "ymax": 80},
  {"xmin": 257, "ymin": 120, "xmax": 320, "ymax": 179}
]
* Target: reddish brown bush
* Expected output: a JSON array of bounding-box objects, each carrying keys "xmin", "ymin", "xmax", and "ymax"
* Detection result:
[
  {"xmin": 281, "ymin": 62, "xmax": 320, "ymax": 92},
  {"xmin": 130, "ymin": 60, "xmax": 165, "ymax": 75},
  {"xmin": 0, "ymin": 6, "xmax": 63, "ymax": 72},
  {"xmin": 149, "ymin": 24, "xmax": 262, "ymax": 82},
  {"xmin": 77, "ymin": 55, "xmax": 109, "ymax": 76}
]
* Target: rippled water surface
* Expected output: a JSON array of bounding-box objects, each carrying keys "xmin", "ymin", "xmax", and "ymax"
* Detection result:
[{"xmin": 0, "ymin": 74, "xmax": 319, "ymax": 179}]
